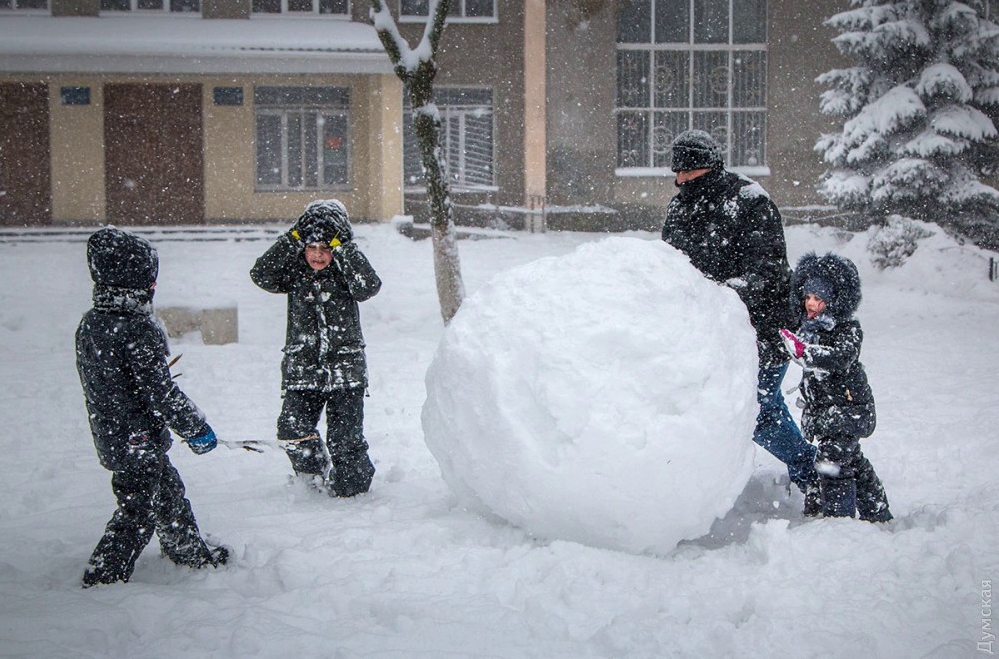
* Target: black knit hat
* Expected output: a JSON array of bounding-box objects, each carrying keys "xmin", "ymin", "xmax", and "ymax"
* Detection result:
[
  {"xmin": 87, "ymin": 227, "xmax": 158, "ymax": 289},
  {"xmin": 670, "ymin": 129, "xmax": 723, "ymax": 172}
]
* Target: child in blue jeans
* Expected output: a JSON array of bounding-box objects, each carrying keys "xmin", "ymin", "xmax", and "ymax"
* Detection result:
[{"xmin": 780, "ymin": 252, "xmax": 892, "ymax": 522}]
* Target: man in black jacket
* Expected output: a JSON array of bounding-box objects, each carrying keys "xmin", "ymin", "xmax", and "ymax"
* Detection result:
[
  {"xmin": 662, "ymin": 130, "xmax": 820, "ymax": 509},
  {"xmin": 76, "ymin": 227, "xmax": 227, "ymax": 588},
  {"xmin": 251, "ymin": 199, "xmax": 382, "ymax": 498}
]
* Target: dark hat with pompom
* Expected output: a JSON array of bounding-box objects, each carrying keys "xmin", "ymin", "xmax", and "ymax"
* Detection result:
[
  {"xmin": 87, "ymin": 227, "xmax": 158, "ymax": 289},
  {"xmin": 670, "ymin": 129, "xmax": 724, "ymax": 173}
]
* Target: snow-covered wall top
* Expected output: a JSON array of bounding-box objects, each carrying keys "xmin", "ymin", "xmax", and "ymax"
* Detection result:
[{"xmin": 0, "ymin": 16, "xmax": 392, "ymax": 74}]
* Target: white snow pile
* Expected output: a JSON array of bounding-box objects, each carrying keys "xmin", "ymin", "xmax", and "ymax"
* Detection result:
[{"xmin": 422, "ymin": 237, "xmax": 760, "ymax": 554}]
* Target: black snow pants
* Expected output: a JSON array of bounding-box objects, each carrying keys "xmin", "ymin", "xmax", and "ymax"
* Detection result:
[
  {"xmin": 815, "ymin": 435, "xmax": 892, "ymax": 522},
  {"xmin": 277, "ymin": 388, "xmax": 374, "ymax": 497},
  {"xmin": 84, "ymin": 431, "xmax": 217, "ymax": 586}
]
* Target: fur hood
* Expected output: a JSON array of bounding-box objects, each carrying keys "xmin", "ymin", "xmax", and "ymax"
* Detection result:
[{"xmin": 790, "ymin": 252, "xmax": 862, "ymax": 321}]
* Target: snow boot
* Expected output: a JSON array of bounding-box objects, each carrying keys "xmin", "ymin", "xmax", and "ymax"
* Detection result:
[
  {"xmin": 327, "ymin": 450, "xmax": 375, "ymax": 498},
  {"xmin": 81, "ymin": 522, "xmax": 149, "ymax": 588},
  {"xmin": 802, "ymin": 481, "xmax": 822, "ymax": 517},
  {"xmin": 858, "ymin": 501, "xmax": 892, "ymax": 524},
  {"xmin": 281, "ymin": 434, "xmax": 328, "ymax": 477},
  {"xmin": 200, "ymin": 545, "xmax": 230, "ymax": 568},
  {"xmin": 82, "ymin": 563, "xmax": 129, "ymax": 589},
  {"xmin": 82, "ymin": 567, "xmax": 125, "ymax": 588},
  {"xmin": 165, "ymin": 537, "xmax": 230, "ymax": 569},
  {"xmin": 855, "ymin": 457, "xmax": 893, "ymax": 523},
  {"xmin": 820, "ymin": 477, "xmax": 857, "ymax": 518}
]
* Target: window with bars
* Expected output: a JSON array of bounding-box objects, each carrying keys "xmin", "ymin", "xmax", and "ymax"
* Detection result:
[
  {"xmin": 0, "ymin": 0, "xmax": 48, "ymax": 9},
  {"xmin": 100, "ymin": 0, "xmax": 198, "ymax": 10},
  {"xmin": 400, "ymin": 0, "xmax": 494, "ymax": 20},
  {"xmin": 255, "ymin": 86, "xmax": 351, "ymax": 191},
  {"xmin": 403, "ymin": 87, "xmax": 495, "ymax": 192},
  {"xmin": 616, "ymin": 0, "xmax": 768, "ymax": 172},
  {"xmin": 252, "ymin": 0, "xmax": 347, "ymax": 15}
]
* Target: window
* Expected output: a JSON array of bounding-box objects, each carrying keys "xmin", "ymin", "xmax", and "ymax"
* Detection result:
[
  {"xmin": 400, "ymin": 0, "xmax": 494, "ymax": 21},
  {"xmin": 101, "ymin": 0, "xmax": 198, "ymax": 11},
  {"xmin": 252, "ymin": 0, "xmax": 347, "ymax": 15},
  {"xmin": 255, "ymin": 86, "xmax": 350, "ymax": 191},
  {"xmin": 0, "ymin": 0, "xmax": 48, "ymax": 9},
  {"xmin": 616, "ymin": 0, "xmax": 768, "ymax": 172},
  {"xmin": 403, "ymin": 87, "xmax": 494, "ymax": 192}
]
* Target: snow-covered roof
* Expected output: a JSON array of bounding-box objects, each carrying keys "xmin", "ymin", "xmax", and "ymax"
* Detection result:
[{"xmin": 0, "ymin": 15, "xmax": 393, "ymax": 74}]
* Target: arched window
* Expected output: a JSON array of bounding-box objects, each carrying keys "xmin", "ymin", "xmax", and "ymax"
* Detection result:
[{"xmin": 616, "ymin": 0, "xmax": 767, "ymax": 173}]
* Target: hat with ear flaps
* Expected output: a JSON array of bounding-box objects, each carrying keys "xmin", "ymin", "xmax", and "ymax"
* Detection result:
[
  {"xmin": 791, "ymin": 252, "xmax": 862, "ymax": 321},
  {"xmin": 87, "ymin": 226, "xmax": 159, "ymax": 289}
]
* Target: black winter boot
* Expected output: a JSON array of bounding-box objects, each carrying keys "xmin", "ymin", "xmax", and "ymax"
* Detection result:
[
  {"xmin": 163, "ymin": 534, "xmax": 230, "ymax": 569},
  {"xmin": 81, "ymin": 515, "xmax": 153, "ymax": 588},
  {"xmin": 327, "ymin": 450, "xmax": 375, "ymax": 498},
  {"xmin": 282, "ymin": 434, "xmax": 329, "ymax": 479},
  {"xmin": 820, "ymin": 477, "xmax": 857, "ymax": 518},
  {"xmin": 802, "ymin": 481, "xmax": 822, "ymax": 517},
  {"xmin": 854, "ymin": 456, "xmax": 892, "ymax": 523},
  {"xmin": 195, "ymin": 544, "xmax": 230, "ymax": 568}
]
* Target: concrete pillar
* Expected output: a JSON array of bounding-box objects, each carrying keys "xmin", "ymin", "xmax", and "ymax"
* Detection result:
[{"xmin": 524, "ymin": 0, "xmax": 547, "ymax": 229}]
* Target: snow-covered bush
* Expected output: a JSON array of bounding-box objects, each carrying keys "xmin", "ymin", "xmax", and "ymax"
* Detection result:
[{"xmin": 867, "ymin": 214, "xmax": 936, "ymax": 269}]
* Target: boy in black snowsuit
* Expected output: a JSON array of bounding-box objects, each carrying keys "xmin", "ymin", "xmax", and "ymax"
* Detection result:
[
  {"xmin": 76, "ymin": 227, "xmax": 228, "ymax": 588},
  {"xmin": 250, "ymin": 199, "xmax": 381, "ymax": 497},
  {"xmin": 780, "ymin": 252, "xmax": 892, "ymax": 522}
]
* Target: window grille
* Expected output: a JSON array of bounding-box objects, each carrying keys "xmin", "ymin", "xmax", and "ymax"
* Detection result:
[{"xmin": 616, "ymin": 0, "xmax": 768, "ymax": 172}]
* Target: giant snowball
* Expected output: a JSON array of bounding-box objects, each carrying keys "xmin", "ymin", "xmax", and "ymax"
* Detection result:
[{"xmin": 422, "ymin": 237, "xmax": 759, "ymax": 554}]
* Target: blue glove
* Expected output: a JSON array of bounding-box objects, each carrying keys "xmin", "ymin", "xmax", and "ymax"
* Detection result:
[{"xmin": 186, "ymin": 426, "xmax": 218, "ymax": 455}]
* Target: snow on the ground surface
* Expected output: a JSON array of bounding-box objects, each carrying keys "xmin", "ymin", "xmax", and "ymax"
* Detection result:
[
  {"xmin": 0, "ymin": 221, "xmax": 997, "ymax": 658},
  {"xmin": 423, "ymin": 237, "xmax": 758, "ymax": 554}
]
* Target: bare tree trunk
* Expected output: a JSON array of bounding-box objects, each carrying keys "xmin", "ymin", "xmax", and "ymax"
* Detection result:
[{"xmin": 370, "ymin": 0, "xmax": 465, "ymax": 323}]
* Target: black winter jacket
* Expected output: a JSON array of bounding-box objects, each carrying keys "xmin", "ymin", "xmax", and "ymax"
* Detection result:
[
  {"xmin": 662, "ymin": 168, "xmax": 796, "ymax": 367},
  {"xmin": 791, "ymin": 253, "xmax": 876, "ymax": 440},
  {"xmin": 250, "ymin": 233, "xmax": 381, "ymax": 393},
  {"xmin": 76, "ymin": 287, "xmax": 208, "ymax": 471}
]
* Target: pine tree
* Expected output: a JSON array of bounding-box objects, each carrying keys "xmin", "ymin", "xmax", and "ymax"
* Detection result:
[{"xmin": 815, "ymin": 0, "xmax": 999, "ymax": 244}]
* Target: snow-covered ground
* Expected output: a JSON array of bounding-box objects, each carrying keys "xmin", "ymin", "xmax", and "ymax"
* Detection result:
[{"xmin": 1, "ymin": 220, "xmax": 997, "ymax": 658}]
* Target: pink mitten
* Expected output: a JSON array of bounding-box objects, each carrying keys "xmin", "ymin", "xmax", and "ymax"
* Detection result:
[{"xmin": 780, "ymin": 329, "xmax": 805, "ymax": 360}]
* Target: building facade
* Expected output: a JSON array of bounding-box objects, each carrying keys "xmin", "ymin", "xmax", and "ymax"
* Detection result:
[
  {"xmin": 0, "ymin": 8, "xmax": 404, "ymax": 225},
  {"xmin": 6, "ymin": 0, "xmax": 990, "ymax": 229}
]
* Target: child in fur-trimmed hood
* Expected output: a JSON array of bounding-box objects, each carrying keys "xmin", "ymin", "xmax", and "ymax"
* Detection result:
[{"xmin": 780, "ymin": 252, "xmax": 892, "ymax": 522}]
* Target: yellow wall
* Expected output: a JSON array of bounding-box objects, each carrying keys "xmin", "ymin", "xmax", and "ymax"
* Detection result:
[
  {"xmin": 366, "ymin": 74, "xmax": 405, "ymax": 222},
  {"xmin": 203, "ymin": 73, "xmax": 404, "ymax": 224},
  {"xmin": 48, "ymin": 76, "xmax": 104, "ymax": 223},
  {"xmin": 7, "ymin": 71, "xmax": 403, "ymax": 225}
]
